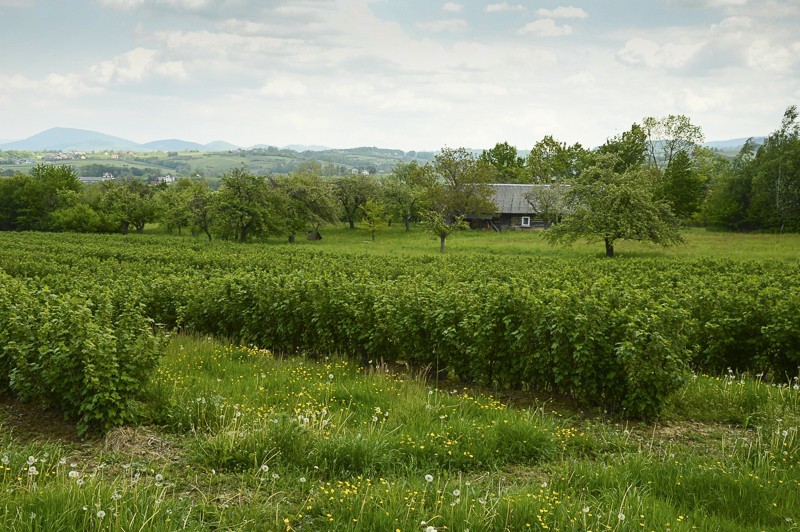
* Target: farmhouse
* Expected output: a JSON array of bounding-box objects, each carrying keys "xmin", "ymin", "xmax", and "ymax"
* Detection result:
[{"xmin": 471, "ymin": 183, "xmax": 570, "ymax": 231}]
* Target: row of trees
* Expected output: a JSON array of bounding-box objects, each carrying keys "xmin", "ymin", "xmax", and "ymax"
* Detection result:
[{"xmin": 1, "ymin": 107, "xmax": 797, "ymax": 253}]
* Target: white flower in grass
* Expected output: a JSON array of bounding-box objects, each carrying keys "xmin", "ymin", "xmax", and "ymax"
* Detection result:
[
  {"xmin": 27, "ymin": 456, "xmax": 36, "ymax": 465},
  {"xmin": 155, "ymin": 474, "xmax": 164, "ymax": 483},
  {"xmin": 452, "ymin": 489, "xmax": 460, "ymax": 497},
  {"xmin": 1, "ymin": 455, "xmax": 8, "ymax": 465},
  {"xmin": 372, "ymin": 416, "xmax": 378, "ymax": 423},
  {"xmin": 426, "ymin": 526, "xmax": 436, "ymax": 532},
  {"xmin": 299, "ymin": 477, "xmax": 307, "ymax": 483},
  {"xmin": 59, "ymin": 458, "xmax": 66, "ymax": 465},
  {"xmin": 425, "ymin": 474, "xmax": 433, "ymax": 483},
  {"xmin": 420, "ymin": 521, "xmax": 426, "ymax": 527},
  {"xmin": 261, "ymin": 464, "xmax": 269, "ymax": 472},
  {"xmin": 76, "ymin": 478, "xmax": 84, "ymax": 486},
  {"xmin": 69, "ymin": 471, "xmax": 80, "ymax": 479},
  {"xmin": 272, "ymin": 473, "xmax": 280, "ymax": 480},
  {"xmin": 111, "ymin": 492, "xmax": 122, "ymax": 501},
  {"xmin": 28, "ymin": 466, "xmax": 38, "ymax": 476},
  {"xmin": 97, "ymin": 510, "xmax": 106, "ymax": 519},
  {"xmin": 582, "ymin": 506, "xmax": 590, "ymax": 513},
  {"xmin": 328, "ymin": 374, "xmax": 334, "ymax": 380},
  {"xmin": 29, "ymin": 512, "xmax": 36, "ymax": 520},
  {"xmin": 618, "ymin": 512, "xmax": 625, "ymax": 521},
  {"xmin": 541, "ymin": 481, "xmax": 548, "ymax": 488},
  {"xmin": 478, "ymin": 497, "xmax": 487, "ymax": 505}
]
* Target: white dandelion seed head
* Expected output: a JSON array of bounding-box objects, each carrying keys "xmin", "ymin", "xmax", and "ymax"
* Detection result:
[
  {"xmin": 299, "ymin": 477, "xmax": 307, "ymax": 483},
  {"xmin": 425, "ymin": 474, "xmax": 434, "ymax": 482},
  {"xmin": 261, "ymin": 464, "xmax": 269, "ymax": 472},
  {"xmin": 452, "ymin": 489, "xmax": 461, "ymax": 496},
  {"xmin": 97, "ymin": 510, "xmax": 106, "ymax": 519},
  {"xmin": 582, "ymin": 506, "xmax": 590, "ymax": 513},
  {"xmin": 155, "ymin": 474, "xmax": 164, "ymax": 482},
  {"xmin": 618, "ymin": 512, "xmax": 625, "ymax": 521},
  {"xmin": 27, "ymin": 456, "xmax": 36, "ymax": 465}
]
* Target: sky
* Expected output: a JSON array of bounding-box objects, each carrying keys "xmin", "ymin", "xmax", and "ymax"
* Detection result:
[{"xmin": 1, "ymin": 0, "xmax": 798, "ymax": 151}]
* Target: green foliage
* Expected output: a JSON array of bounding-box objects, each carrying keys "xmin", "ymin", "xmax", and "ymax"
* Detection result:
[
  {"xmin": 480, "ymin": 141, "xmax": 525, "ymax": 183},
  {"xmin": 658, "ymin": 150, "xmax": 707, "ymax": 221},
  {"xmin": 546, "ymin": 155, "xmax": 683, "ymax": 257},
  {"xmin": 212, "ymin": 167, "xmax": 283, "ymax": 242},
  {"xmin": 525, "ymin": 135, "xmax": 587, "ymax": 183},
  {"xmin": 642, "ymin": 114, "xmax": 705, "ymax": 168},
  {"xmin": 0, "ymin": 275, "xmax": 165, "ymax": 434}
]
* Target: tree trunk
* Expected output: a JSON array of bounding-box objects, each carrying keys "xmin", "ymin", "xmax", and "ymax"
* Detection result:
[
  {"xmin": 371, "ymin": 230, "xmax": 375, "ymax": 241},
  {"xmin": 440, "ymin": 234, "xmax": 446, "ymax": 253},
  {"xmin": 605, "ymin": 238, "xmax": 614, "ymax": 258},
  {"xmin": 121, "ymin": 221, "xmax": 130, "ymax": 235},
  {"xmin": 349, "ymin": 218, "xmax": 355, "ymax": 230},
  {"xmin": 204, "ymin": 228, "xmax": 212, "ymax": 242},
  {"xmin": 288, "ymin": 234, "xmax": 296, "ymax": 243},
  {"xmin": 238, "ymin": 227, "xmax": 247, "ymax": 243},
  {"xmin": 404, "ymin": 216, "xmax": 411, "ymax": 232}
]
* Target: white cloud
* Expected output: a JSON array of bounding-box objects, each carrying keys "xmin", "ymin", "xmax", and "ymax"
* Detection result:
[
  {"xmin": 416, "ymin": 18, "xmax": 469, "ymax": 32},
  {"xmin": 485, "ymin": 2, "xmax": 526, "ymax": 13},
  {"xmin": 519, "ymin": 19, "xmax": 573, "ymax": 37},
  {"xmin": 534, "ymin": 6, "xmax": 588, "ymax": 19},
  {"xmin": 259, "ymin": 79, "xmax": 308, "ymax": 97},
  {"xmin": 441, "ymin": 2, "xmax": 463, "ymax": 12},
  {"xmin": 667, "ymin": 0, "xmax": 748, "ymax": 8},
  {"xmin": 616, "ymin": 37, "xmax": 703, "ymax": 69}
]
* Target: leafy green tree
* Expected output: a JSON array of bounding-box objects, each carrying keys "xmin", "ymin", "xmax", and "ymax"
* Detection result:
[
  {"xmin": 423, "ymin": 147, "xmax": 497, "ymax": 251},
  {"xmin": 545, "ymin": 154, "xmax": 683, "ymax": 257},
  {"xmin": 154, "ymin": 178, "xmax": 193, "ymax": 234},
  {"xmin": 383, "ymin": 161, "xmax": 436, "ymax": 231},
  {"xmin": 213, "ymin": 167, "xmax": 283, "ymax": 242},
  {"xmin": 595, "ymin": 124, "xmax": 648, "ymax": 173},
  {"xmin": 98, "ymin": 180, "xmax": 156, "ymax": 234},
  {"xmin": 749, "ymin": 105, "xmax": 800, "ymax": 232},
  {"xmin": 274, "ymin": 162, "xmax": 340, "ymax": 243},
  {"xmin": 480, "ymin": 141, "xmax": 525, "ymax": 183},
  {"xmin": 2, "ymin": 165, "xmax": 82, "ymax": 230},
  {"xmin": 642, "ymin": 114, "xmax": 705, "ymax": 167},
  {"xmin": 700, "ymin": 140, "xmax": 756, "ymax": 230},
  {"xmin": 657, "ymin": 150, "xmax": 707, "ymax": 221},
  {"xmin": 360, "ymin": 199, "xmax": 387, "ymax": 241},
  {"xmin": 334, "ymin": 173, "xmax": 378, "ymax": 229},
  {"xmin": 526, "ymin": 136, "xmax": 587, "ymax": 183},
  {"xmin": 525, "ymin": 183, "xmax": 568, "ymax": 229},
  {"xmin": 185, "ymin": 179, "xmax": 215, "ymax": 241}
]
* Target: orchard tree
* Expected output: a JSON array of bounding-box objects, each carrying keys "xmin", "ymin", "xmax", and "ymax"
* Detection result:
[
  {"xmin": 545, "ymin": 154, "xmax": 683, "ymax": 257},
  {"xmin": 657, "ymin": 150, "xmax": 707, "ymax": 221},
  {"xmin": 700, "ymin": 140, "xmax": 756, "ymax": 230},
  {"xmin": 185, "ymin": 179, "xmax": 215, "ymax": 241},
  {"xmin": 525, "ymin": 183, "xmax": 568, "ymax": 229},
  {"xmin": 274, "ymin": 162, "xmax": 340, "ymax": 243},
  {"xmin": 423, "ymin": 147, "xmax": 497, "ymax": 252},
  {"xmin": 383, "ymin": 161, "xmax": 436, "ymax": 231},
  {"xmin": 334, "ymin": 173, "xmax": 378, "ymax": 229},
  {"xmin": 213, "ymin": 167, "xmax": 282, "ymax": 242},
  {"xmin": 360, "ymin": 199, "xmax": 387, "ymax": 241},
  {"xmin": 98, "ymin": 179, "xmax": 156, "ymax": 234}
]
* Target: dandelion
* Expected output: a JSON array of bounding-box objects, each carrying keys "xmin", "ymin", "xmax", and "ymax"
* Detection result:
[
  {"xmin": 28, "ymin": 466, "xmax": 38, "ymax": 476},
  {"xmin": 582, "ymin": 506, "xmax": 590, "ymax": 513},
  {"xmin": 27, "ymin": 456, "xmax": 36, "ymax": 465},
  {"xmin": 425, "ymin": 474, "xmax": 434, "ymax": 483},
  {"xmin": 97, "ymin": 510, "xmax": 106, "ymax": 519},
  {"xmin": 77, "ymin": 478, "xmax": 84, "ymax": 486},
  {"xmin": 1, "ymin": 455, "xmax": 8, "ymax": 465},
  {"xmin": 452, "ymin": 489, "xmax": 461, "ymax": 497},
  {"xmin": 618, "ymin": 512, "xmax": 626, "ymax": 521},
  {"xmin": 426, "ymin": 526, "xmax": 436, "ymax": 532},
  {"xmin": 155, "ymin": 474, "xmax": 164, "ymax": 483},
  {"xmin": 272, "ymin": 473, "xmax": 280, "ymax": 480},
  {"xmin": 478, "ymin": 498, "xmax": 487, "ymax": 505},
  {"xmin": 299, "ymin": 477, "xmax": 307, "ymax": 483},
  {"xmin": 328, "ymin": 374, "xmax": 334, "ymax": 380},
  {"xmin": 420, "ymin": 521, "xmax": 427, "ymax": 526},
  {"xmin": 59, "ymin": 458, "xmax": 67, "ymax": 465},
  {"xmin": 541, "ymin": 481, "xmax": 548, "ymax": 488},
  {"xmin": 112, "ymin": 492, "xmax": 122, "ymax": 501},
  {"xmin": 372, "ymin": 416, "xmax": 378, "ymax": 423},
  {"xmin": 261, "ymin": 464, "xmax": 269, "ymax": 472},
  {"xmin": 30, "ymin": 512, "xmax": 36, "ymax": 520},
  {"xmin": 783, "ymin": 430, "xmax": 789, "ymax": 437}
]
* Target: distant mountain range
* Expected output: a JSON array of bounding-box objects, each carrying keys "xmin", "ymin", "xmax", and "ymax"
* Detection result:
[
  {"xmin": 0, "ymin": 127, "xmax": 244, "ymax": 153},
  {"xmin": 0, "ymin": 126, "xmax": 766, "ymax": 154}
]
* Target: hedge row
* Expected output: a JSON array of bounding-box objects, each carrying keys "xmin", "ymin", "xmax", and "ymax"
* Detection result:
[{"xmin": 0, "ymin": 274, "xmax": 164, "ymax": 434}]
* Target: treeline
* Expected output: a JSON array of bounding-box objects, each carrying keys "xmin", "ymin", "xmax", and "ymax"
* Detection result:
[{"xmin": 1, "ymin": 107, "xmax": 798, "ymax": 242}]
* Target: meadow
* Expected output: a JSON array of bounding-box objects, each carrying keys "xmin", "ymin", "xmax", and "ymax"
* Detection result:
[{"xmin": 0, "ymin": 227, "xmax": 799, "ymax": 530}]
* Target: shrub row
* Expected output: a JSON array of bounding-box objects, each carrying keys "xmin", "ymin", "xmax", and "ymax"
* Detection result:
[{"xmin": 0, "ymin": 274, "xmax": 165, "ymax": 434}]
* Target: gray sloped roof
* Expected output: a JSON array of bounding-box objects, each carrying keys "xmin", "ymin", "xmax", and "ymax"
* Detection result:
[{"xmin": 490, "ymin": 184, "xmax": 536, "ymax": 214}]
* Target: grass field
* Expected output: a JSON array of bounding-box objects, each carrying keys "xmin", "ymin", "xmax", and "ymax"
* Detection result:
[{"xmin": 1, "ymin": 228, "xmax": 799, "ymax": 530}]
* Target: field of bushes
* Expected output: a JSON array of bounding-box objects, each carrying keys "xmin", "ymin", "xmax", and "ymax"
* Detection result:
[{"xmin": 0, "ymin": 230, "xmax": 799, "ymax": 529}]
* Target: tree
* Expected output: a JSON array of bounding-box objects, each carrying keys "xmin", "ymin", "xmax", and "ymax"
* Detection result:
[
  {"xmin": 154, "ymin": 178, "xmax": 193, "ymax": 234},
  {"xmin": 97, "ymin": 179, "xmax": 156, "ymax": 234},
  {"xmin": 274, "ymin": 162, "xmax": 339, "ymax": 243},
  {"xmin": 185, "ymin": 179, "xmax": 215, "ymax": 241},
  {"xmin": 642, "ymin": 114, "xmax": 705, "ymax": 168},
  {"xmin": 213, "ymin": 167, "xmax": 282, "ymax": 242},
  {"xmin": 334, "ymin": 173, "xmax": 378, "ymax": 229},
  {"xmin": 545, "ymin": 154, "xmax": 683, "ymax": 257},
  {"xmin": 383, "ymin": 161, "xmax": 436, "ymax": 232},
  {"xmin": 525, "ymin": 183, "xmax": 568, "ymax": 229},
  {"xmin": 526, "ymin": 136, "xmax": 587, "ymax": 184},
  {"xmin": 700, "ymin": 140, "xmax": 756, "ymax": 230},
  {"xmin": 657, "ymin": 150, "xmax": 707, "ymax": 221},
  {"xmin": 423, "ymin": 147, "xmax": 497, "ymax": 251},
  {"xmin": 360, "ymin": 199, "xmax": 387, "ymax": 241},
  {"xmin": 749, "ymin": 105, "xmax": 800, "ymax": 232},
  {"xmin": 480, "ymin": 141, "xmax": 525, "ymax": 183},
  {"xmin": 595, "ymin": 124, "xmax": 648, "ymax": 173},
  {"xmin": 9, "ymin": 165, "xmax": 82, "ymax": 230}
]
